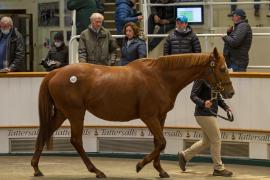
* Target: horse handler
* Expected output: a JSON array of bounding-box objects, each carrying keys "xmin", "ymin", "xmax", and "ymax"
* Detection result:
[{"xmin": 178, "ymin": 79, "xmax": 233, "ymax": 177}]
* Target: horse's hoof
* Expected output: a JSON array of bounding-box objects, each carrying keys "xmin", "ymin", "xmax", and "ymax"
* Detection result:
[
  {"xmin": 159, "ymin": 171, "xmax": 170, "ymax": 178},
  {"xmin": 96, "ymin": 172, "xmax": 106, "ymax": 178},
  {"xmin": 34, "ymin": 171, "xmax": 44, "ymax": 177},
  {"xmin": 136, "ymin": 162, "xmax": 143, "ymax": 173}
]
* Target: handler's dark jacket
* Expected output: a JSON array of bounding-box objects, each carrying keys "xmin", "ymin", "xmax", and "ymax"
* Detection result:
[
  {"xmin": 0, "ymin": 28, "xmax": 25, "ymax": 71},
  {"xmin": 222, "ymin": 19, "xmax": 252, "ymax": 67},
  {"xmin": 163, "ymin": 26, "xmax": 201, "ymax": 55},
  {"xmin": 190, "ymin": 80, "xmax": 229, "ymax": 116}
]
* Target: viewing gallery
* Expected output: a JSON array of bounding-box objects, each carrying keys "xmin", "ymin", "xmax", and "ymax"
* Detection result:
[{"xmin": 0, "ymin": 0, "xmax": 269, "ymax": 179}]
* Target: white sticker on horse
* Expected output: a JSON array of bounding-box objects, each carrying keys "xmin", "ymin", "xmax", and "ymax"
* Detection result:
[{"xmin": 70, "ymin": 76, "xmax": 77, "ymax": 83}]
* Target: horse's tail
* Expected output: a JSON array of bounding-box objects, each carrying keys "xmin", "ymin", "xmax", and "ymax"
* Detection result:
[{"xmin": 38, "ymin": 71, "xmax": 57, "ymax": 149}]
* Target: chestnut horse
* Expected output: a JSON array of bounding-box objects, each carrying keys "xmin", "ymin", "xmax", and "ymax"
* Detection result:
[{"xmin": 31, "ymin": 48, "xmax": 234, "ymax": 178}]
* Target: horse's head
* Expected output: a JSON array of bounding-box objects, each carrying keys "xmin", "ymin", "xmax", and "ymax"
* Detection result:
[{"xmin": 206, "ymin": 47, "xmax": 235, "ymax": 99}]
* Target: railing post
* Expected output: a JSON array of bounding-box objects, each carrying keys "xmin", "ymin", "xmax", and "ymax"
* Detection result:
[
  {"xmin": 143, "ymin": 0, "xmax": 149, "ymax": 56},
  {"xmin": 68, "ymin": 35, "xmax": 80, "ymax": 65}
]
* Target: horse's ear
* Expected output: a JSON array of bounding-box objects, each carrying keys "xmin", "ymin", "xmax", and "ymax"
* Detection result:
[{"xmin": 213, "ymin": 47, "xmax": 219, "ymax": 60}]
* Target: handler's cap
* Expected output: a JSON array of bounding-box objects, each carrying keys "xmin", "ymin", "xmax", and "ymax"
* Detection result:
[
  {"xmin": 176, "ymin": 15, "xmax": 188, "ymax": 23},
  {"xmin": 232, "ymin": 9, "xmax": 246, "ymax": 18}
]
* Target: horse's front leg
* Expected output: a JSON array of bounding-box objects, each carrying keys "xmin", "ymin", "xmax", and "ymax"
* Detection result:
[
  {"xmin": 153, "ymin": 116, "xmax": 169, "ymax": 178},
  {"xmin": 152, "ymin": 137, "xmax": 169, "ymax": 178},
  {"xmin": 136, "ymin": 118, "xmax": 169, "ymax": 178}
]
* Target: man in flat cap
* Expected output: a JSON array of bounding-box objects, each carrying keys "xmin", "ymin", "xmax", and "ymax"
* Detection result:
[{"xmin": 222, "ymin": 9, "xmax": 252, "ymax": 72}]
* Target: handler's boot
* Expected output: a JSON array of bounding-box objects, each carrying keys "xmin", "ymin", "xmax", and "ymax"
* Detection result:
[
  {"xmin": 178, "ymin": 151, "xmax": 186, "ymax": 171},
  {"xmin": 213, "ymin": 169, "xmax": 233, "ymax": 177}
]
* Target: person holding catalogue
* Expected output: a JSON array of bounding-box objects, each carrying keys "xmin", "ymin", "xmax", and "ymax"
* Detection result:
[{"xmin": 41, "ymin": 32, "xmax": 68, "ymax": 71}]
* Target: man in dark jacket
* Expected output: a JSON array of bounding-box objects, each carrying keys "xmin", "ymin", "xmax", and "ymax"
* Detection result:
[
  {"xmin": 42, "ymin": 32, "xmax": 69, "ymax": 71},
  {"xmin": 115, "ymin": 0, "xmax": 143, "ymax": 35},
  {"xmin": 222, "ymin": 9, "xmax": 252, "ymax": 72},
  {"xmin": 178, "ymin": 80, "xmax": 233, "ymax": 177},
  {"xmin": 163, "ymin": 15, "xmax": 201, "ymax": 55},
  {"xmin": 148, "ymin": 0, "xmax": 175, "ymax": 50},
  {"xmin": 0, "ymin": 16, "xmax": 25, "ymax": 72},
  {"xmin": 67, "ymin": 0, "xmax": 98, "ymax": 35}
]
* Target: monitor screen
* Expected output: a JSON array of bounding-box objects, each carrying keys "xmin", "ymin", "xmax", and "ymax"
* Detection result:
[{"xmin": 175, "ymin": 5, "xmax": 204, "ymax": 25}]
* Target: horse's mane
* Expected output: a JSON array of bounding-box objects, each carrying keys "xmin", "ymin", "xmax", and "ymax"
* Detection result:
[{"xmin": 137, "ymin": 53, "xmax": 212, "ymax": 70}]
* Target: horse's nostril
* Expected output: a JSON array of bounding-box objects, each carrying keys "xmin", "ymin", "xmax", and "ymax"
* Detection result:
[{"xmin": 230, "ymin": 91, "xmax": 235, "ymax": 97}]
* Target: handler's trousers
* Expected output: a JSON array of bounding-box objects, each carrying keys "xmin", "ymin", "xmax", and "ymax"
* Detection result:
[{"xmin": 183, "ymin": 116, "xmax": 225, "ymax": 171}]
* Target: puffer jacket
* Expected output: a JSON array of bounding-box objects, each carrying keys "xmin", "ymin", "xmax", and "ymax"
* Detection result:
[
  {"xmin": 191, "ymin": 80, "xmax": 229, "ymax": 117},
  {"xmin": 163, "ymin": 26, "xmax": 201, "ymax": 55},
  {"xmin": 78, "ymin": 26, "xmax": 118, "ymax": 65},
  {"xmin": 67, "ymin": 0, "xmax": 98, "ymax": 35},
  {"xmin": 0, "ymin": 28, "xmax": 25, "ymax": 71},
  {"xmin": 121, "ymin": 37, "xmax": 146, "ymax": 65},
  {"xmin": 223, "ymin": 19, "xmax": 252, "ymax": 67},
  {"xmin": 115, "ymin": 0, "xmax": 138, "ymax": 34}
]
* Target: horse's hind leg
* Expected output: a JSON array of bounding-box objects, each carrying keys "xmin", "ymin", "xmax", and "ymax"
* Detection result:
[
  {"xmin": 136, "ymin": 118, "xmax": 169, "ymax": 178},
  {"xmin": 31, "ymin": 131, "xmax": 46, "ymax": 176},
  {"xmin": 68, "ymin": 110, "xmax": 106, "ymax": 178},
  {"xmin": 31, "ymin": 109, "xmax": 66, "ymax": 176}
]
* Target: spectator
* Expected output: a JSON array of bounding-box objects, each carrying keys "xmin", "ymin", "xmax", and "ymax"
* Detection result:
[
  {"xmin": 120, "ymin": 22, "xmax": 146, "ymax": 65},
  {"xmin": 96, "ymin": 0, "xmax": 105, "ymax": 15},
  {"xmin": 41, "ymin": 32, "xmax": 69, "ymax": 71},
  {"xmin": 148, "ymin": 0, "xmax": 175, "ymax": 50},
  {"xmin": 115, "ymin": 0, "xmax": 143, "ymax": 46},
  {"xmin": 228, "ymin": 0, "xmax": 261, "ymax": 17},
  {"xmin": 163, "ymin": 15, "xmax": 201, "ymax": 55},
  {"xmin": 222, "ymin": 9, "xmax": 252, "ymax": 72},
  {"xmin": 0, "ymin": 16, "xmax": 25, "ymax": 72},
  {"xmin": 78, "ymin": 13, "xmax": 118, "ymax": 65},
  {"xmin": 178, "ymin": 79, "xmax": 233, "ymax": 177},
  {"xmin": 67, "ymin": 0, "xmax": 98, "ymax": 35}
]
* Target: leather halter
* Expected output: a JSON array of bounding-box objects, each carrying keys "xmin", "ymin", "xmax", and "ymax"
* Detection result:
[
  {"xmin": 208, "ymin": 54, "xmax": 232, "ymax": 93},
  {"xmin": 208, "ymin": 54, "xmax": 234, "ymax": 122}
]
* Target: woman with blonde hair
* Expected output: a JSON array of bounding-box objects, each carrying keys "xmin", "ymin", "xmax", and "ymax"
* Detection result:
[{"xmin": 120, "ymin": 22, "xmax": 146, "ymax": 65}]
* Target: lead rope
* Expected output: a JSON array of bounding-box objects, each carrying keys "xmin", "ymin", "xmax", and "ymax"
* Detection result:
[{"xmin": 209, "ymin": 88, "xmax": 234, "ymax": 122}]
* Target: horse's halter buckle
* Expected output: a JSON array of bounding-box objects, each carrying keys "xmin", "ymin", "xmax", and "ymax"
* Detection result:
[{"xmin": 211, "ymin": 88, "xmax": 218, "ymax": 101}]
